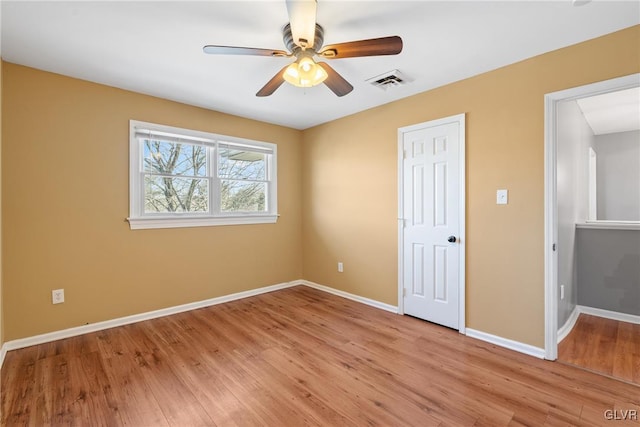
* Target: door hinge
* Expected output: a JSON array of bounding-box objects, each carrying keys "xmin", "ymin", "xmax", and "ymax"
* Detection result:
[
  {"xmin": 552, "ymin": 243, "xmax": 556, "ymax": 251},
  {"xmin": 403, "ymin": 150, "xmax": 407, "ymax": 159},
  {"xmin": 403, "ymin": 288, "xmax": 407, "ymax": 297}
]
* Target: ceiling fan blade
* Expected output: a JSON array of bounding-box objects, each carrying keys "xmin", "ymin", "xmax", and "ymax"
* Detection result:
[
  {"xmin": 203, "ymin": 45, "xmax": 289, "ymax": 57},
  {"xmin": 318, "ymin": 36, "xmax": 403, "ymax": 59},
  {"xmin": 256, "ymin": 65, "xmax": 290, "ymax": 97},
  {"xmin": 286, "ymin": 0, "xmax": 317, "ymax": 49},
  {"xmin": 317, "ymin": 62, "xmax": 353, "ymax": 97}
]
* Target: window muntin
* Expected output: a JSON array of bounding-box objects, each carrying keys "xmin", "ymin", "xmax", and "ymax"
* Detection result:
[{"xmin": 129, "ymin": 120, "xmax": 277, "ymax": 229}]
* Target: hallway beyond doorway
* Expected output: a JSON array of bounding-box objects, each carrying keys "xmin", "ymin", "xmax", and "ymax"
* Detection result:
[{"xmin": 558, "ymin": 313, "xmax": 640, "ymax": 386}]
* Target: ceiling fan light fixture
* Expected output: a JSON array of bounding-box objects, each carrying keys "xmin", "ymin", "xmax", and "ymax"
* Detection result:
[
  {"xmin": 283, "ymin": 57, "xmax": 328, "ymax": 88},
  {"xmin": 205, "ymin": 1, "xmax": 402, "ymax": 97}
]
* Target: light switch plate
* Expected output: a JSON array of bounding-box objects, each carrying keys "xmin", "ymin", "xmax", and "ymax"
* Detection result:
[{"xmin": 497, "ymin": 189, "xmax": 508, "ymax": 205}]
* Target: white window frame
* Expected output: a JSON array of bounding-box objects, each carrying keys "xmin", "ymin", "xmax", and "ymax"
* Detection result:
[{"xmin": 128, "ymin": 120, "xmax": 278, "ymax": 230}]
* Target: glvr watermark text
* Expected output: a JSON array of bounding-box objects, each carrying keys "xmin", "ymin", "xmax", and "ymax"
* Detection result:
[{"xmin": 604, "ymin": 409, "xmax": 638, "ymax": 421}]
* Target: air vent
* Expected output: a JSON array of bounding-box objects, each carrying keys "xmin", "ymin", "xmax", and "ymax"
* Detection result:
[{"xmin": 366, "ymin": 69, "xmax": 410, "ymax": 90}]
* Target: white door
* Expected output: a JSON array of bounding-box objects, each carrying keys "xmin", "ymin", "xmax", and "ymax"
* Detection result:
[{"xmin": 399, "ymin": 115, "xmax": 464, "ymax": 330}]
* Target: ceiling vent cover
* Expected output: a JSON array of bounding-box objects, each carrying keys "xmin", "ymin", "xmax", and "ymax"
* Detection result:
[{"xmin": 366, "ymin": 69, "xmax": 410, "ymax": 90}]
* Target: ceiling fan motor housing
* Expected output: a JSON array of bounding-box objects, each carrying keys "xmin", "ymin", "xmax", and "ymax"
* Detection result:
[{"xmin": 283, "ymin": 23, "xmax": 325, "ymax": 54}]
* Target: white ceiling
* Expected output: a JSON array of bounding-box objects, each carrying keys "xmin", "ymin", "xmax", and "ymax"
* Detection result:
[
  {"xmin": 577, "ymin": 87, "xmax": 640, "ymax": 135},
  {"xmin": 2, "ymin": 1, "xmax": 639, "ymax": 130}
]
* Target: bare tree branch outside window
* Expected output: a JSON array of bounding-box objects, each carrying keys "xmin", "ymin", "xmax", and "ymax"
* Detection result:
[
  {"xmin": 219, "ymin": 147, "xmax": 266, "ymax": 212},
  {"xmin": 143, "ymin": 139, "xmax": 208, "ymax": 213},
  {"xmin": 142, "ymin": 140, "xmax": 267, "ymax": 214}
]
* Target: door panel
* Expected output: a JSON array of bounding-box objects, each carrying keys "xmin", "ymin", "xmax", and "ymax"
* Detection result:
[
  {"xmin": 434, "ymin": 245, "xmax": 448, "ymax": 302},
  {"xmin": 401, "ymin": 119, "xmax": 461, "ymax": 329},
  {"xmin": 412, "ymin": 243, "xmax": 425, "ymax": 297}
]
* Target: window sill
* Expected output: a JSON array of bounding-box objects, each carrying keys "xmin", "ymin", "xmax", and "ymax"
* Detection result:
[{"xmin": 127, "ymin": 214, "xmax": 278, "ymax": 230}]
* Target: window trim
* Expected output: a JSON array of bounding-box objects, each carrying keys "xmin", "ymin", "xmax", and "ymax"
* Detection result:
[{"xmin": 128, "ymin": 120, "xmax": 278, "ymax": 230}]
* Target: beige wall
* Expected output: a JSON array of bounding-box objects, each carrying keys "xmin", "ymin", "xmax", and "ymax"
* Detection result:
[
  {"xmin": 2, "ymin": 63, "xmax": 302, "ymax": 340},
  {"xmin": 1, "ymin": 26, "xmax": 638, "ymax": 348},
  {"xmin": 301, "ymin": 26, "xmax": 640, "ymax": 348}
]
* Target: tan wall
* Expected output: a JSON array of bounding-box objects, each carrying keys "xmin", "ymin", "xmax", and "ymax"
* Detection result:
[
  {"xmin": 2, "ymin": 26, "xmax": 638, "ymax": 347},
  {"xmin": 301, "ymin": 26, "xmax": 640, "ymax": 348},
  {"xmin": 2, "ymin": 63, "xmax": 303, "ymax": 341}
]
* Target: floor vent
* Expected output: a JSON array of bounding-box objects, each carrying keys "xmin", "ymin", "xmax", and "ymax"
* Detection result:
[{"xmin": 366, "ymin": 70, "xmax": 410, "ymax": 90}]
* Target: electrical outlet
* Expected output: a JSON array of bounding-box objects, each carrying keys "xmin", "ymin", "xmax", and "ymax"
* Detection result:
[
  {"xmin": 337, "ymin": 262, "xmax": 344, "ymax": 273},
  {"xmin": 52, "ymin": 289, "xmax": 65, "ymax": 304},
  {"xmin": 560, "ymin": 285, "xmax": 565, "ymax": 300}
]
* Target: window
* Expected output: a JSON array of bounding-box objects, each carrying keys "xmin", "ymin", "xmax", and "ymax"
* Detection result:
[{"xmin": 128, "ymin": 120, "xmax": 277, "ymax": 229}]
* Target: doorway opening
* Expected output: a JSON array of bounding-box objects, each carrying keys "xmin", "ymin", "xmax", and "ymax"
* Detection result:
[{"xmin": 544, "ymin": 74, "xmax": 640, "ymax": 385}]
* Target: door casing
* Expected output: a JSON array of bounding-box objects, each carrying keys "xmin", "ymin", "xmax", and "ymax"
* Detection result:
[
  {"xmin": 397, "ymin": 113, "xmax": 466, "ymax": 334},
  {"xmin": 543, "ymin": 73, "xmax": 639, "ymax": 360}
]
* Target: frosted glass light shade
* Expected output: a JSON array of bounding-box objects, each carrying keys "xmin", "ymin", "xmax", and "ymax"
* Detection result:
[{"xmin": 283, "ymin": 57, "xmax": 328, "ymax": 88}]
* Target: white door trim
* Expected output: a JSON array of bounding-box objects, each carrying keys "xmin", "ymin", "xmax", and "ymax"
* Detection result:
[
  {"xmin": 543, "ymin": 73, "xmax": 640, "ymax": 360},
  {"xmin": 397, "ymin": 113, "xmax": 466, "ymax": 333}
]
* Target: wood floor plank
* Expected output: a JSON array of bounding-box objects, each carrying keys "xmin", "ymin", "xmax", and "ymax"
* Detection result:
[
  {"xmin": 559, "ymin": 313, "xmax": 640, "ymax": 386},
  {"xmin": 67, "ymin": 352, "xmax": 121, "ymax": 425},
  {"xmin": 187, "ymin": 306, "xmax": 326, "ymax": 426},
  {"xmin": 2, "ymin": 286, "xmax": 639, "ymax": 426},
  {"xmin": 147, "ymin": 315, "xmax": 266, "ymax": 426},
  {"xmin": 1, "ymin": 350, "xmax": 37, "ymax": 425},
  {"xmin": 263, "ymin": 345, "xmax": 444, "ymax": 426},
  {"xmin": 95, "ymin": 328, "xmax": 170, "ymax": 426},
  {"xmin": 118, "ymin": 322, "xmax": 216, "ymax": 426},
  {"xmin": 348, "ymin": 339, "xmax": 517, "ymax": 425}
]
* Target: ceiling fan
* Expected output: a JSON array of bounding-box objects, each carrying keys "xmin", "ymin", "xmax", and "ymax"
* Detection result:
[{"xmin": 203, "ymin": 0, "xmax": 403, "ymax": 97}]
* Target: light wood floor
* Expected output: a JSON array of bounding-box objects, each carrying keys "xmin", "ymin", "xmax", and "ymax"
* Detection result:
[
  {"xmin": 559, "ymin": 313, "xmax": 640, "ymax": 386},
  {"xmin": 2, "ymin": 286, "xmax": 639, "ymax": 426}
]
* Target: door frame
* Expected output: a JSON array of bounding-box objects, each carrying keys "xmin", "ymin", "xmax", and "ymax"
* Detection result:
[
  {"xmin": 397, "ymin": 113, "xmax": 466, "ymax": 333},
  {"xmin": 543, "ymin": 73, "xmax": 639, "ymax": 360}
]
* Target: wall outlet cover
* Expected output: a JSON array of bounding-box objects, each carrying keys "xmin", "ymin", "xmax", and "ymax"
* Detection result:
[{"xmin": 52, "ymin": 289, "xmax": 65, "ymax": 304}]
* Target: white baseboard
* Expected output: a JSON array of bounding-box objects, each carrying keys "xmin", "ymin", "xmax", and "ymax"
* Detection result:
[
  {"xmin": 557, "ymin": 305, "xmax": 580, "ymax": 343},
  {"xmin": 0, "ymin": 280, "xmax": 398, "ymax": 363},
  {"xmin": 0, "ymin": 345, "xmax": 7, "ymax": 370},
  {"xmin": 1, "ymin": 281, "xmax": 299, "ymax": 355},
  {"xmin": 465, "ymin": 328, "xmax": 546, "ymax": 359},
  {"xmin": 3, "ymin": 279, "xmax": 554, "ymax": 368},
  {"xmin": 297, "ymin": 280, "xmax": 399, "ymax": 314},
  {"xmin": 578, "ymin": 305, "xmax": 640, "ymax": 325}
]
